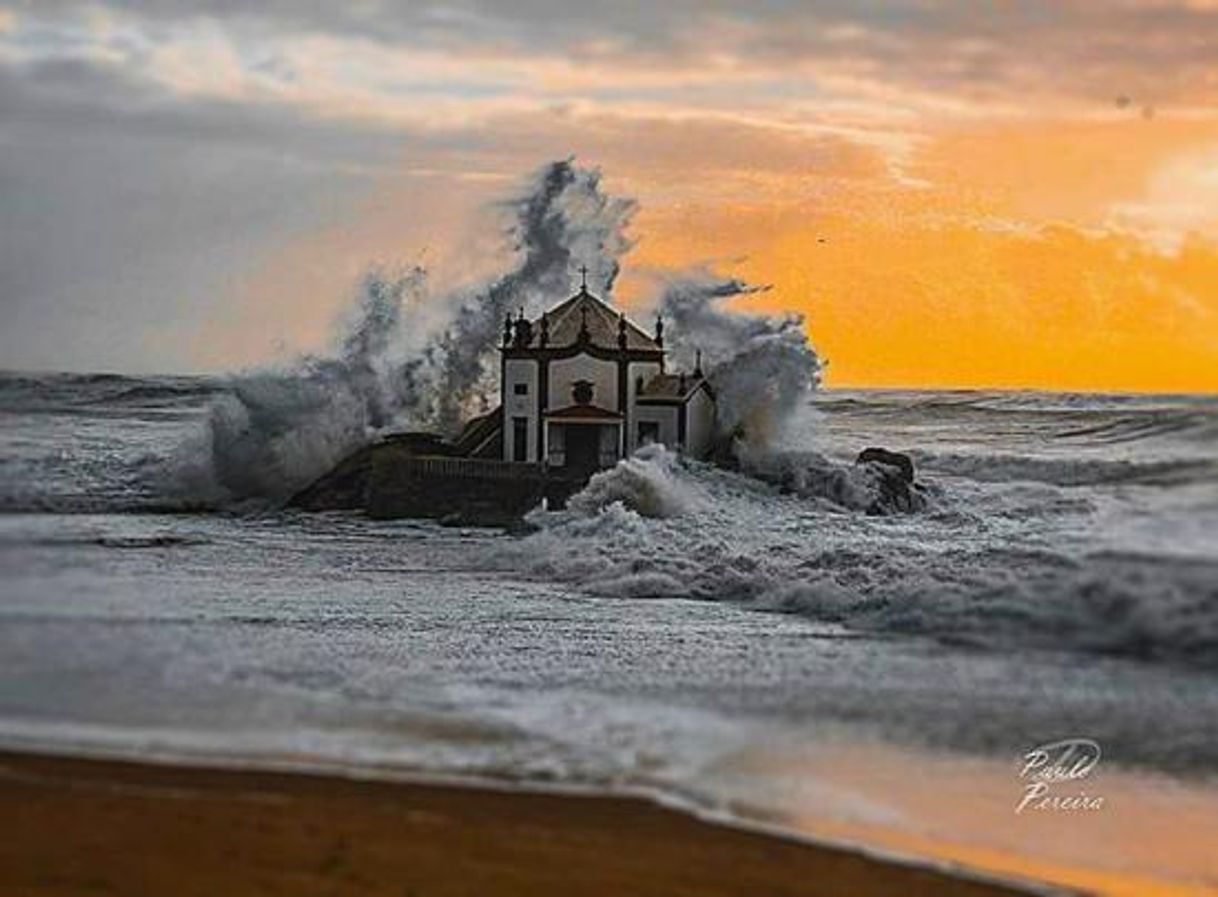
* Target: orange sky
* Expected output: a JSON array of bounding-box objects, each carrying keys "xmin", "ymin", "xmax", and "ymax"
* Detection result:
[
  {"xmin": 619, "ymin": 115, "xmax": 1218, "ymax": 392},
  {"xmin": 4, "ymin": 2, "xmax": 1218, "ymax": 390}
]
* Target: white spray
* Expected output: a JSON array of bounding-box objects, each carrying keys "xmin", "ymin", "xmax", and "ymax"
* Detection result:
[
  {"xmin": 649, "ymin": 269, "xmax": 822, "ymax": 449},
  {"xmin": 171, "ymin": 160, "xmax": 835, "ymax": 507},
  {"xmin": 173, "ymin": 160, "xmax": 636, "ymax": 503}
]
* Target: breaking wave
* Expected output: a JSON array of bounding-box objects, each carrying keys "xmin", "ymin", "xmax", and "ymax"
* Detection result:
[
  {"xmin": 155, "ymin": 159, "xmax": 821, "ymax": 507},
  {"xmin": 567, "ymin": 444, "xmax": 705, "ymax": 519},
  {"xmin": 649, "ymin": 272, "xmax": 821, "ymax": 447},
  {"xmin": 495, "ymin": 444, "xmax": 1218, "ymax": 670}
]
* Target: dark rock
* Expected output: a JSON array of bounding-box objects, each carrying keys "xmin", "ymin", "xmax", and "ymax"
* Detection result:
[
  {"xmin": 856, "ymin": 446, "xmax": 915, "ymax": 483},
  {"xmin": 287, "ymin": 444, "xmax": 373, "ymax": 511},
  {"xmin": 287, "ymin": 430, "xmax": 452, "ymax": 512},
  {"xmin": 855, "ymin": 446, "xmax": 924, "ymax": 515}
]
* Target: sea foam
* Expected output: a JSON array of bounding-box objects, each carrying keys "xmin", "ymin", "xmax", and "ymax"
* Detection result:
[{"xmin": 493, "ymin": 442, "xmax": 1218, "ymax": 669}]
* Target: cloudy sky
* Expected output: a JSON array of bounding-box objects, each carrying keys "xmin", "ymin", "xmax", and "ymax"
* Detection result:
[{"xmin": 3, "ymin": 1, "xmax": 1218, "ymax": 389}]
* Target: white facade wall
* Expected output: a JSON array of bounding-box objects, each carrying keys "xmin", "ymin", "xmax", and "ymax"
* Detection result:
[
  {"xmin": 624, "ymin": 360, "xmax": 662, "ymax": 453},
  {"xmin": 634, "ymin": 405, "xmax": 679, "ymax": 448},
  {"xmin": 502, "ymin": 358, "xmax": 539, "ymax": 461},
  {"xmin": 548, "ymin": 355, "xmax": 618, "ymax": 412},
  {"xmin": 501, "ymin": 349, "xmax": 713, "ymax": 465}
]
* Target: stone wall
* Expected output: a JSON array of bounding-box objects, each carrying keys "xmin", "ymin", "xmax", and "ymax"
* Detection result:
[{"xmin": 367, "ymin": 444, "xmax": 584, "ymax": 524}]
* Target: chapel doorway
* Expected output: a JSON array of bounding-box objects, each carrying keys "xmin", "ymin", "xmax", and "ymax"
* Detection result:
[{"xmin": 564, "ymin": 424, "xmax": 600, "ymax": 476}]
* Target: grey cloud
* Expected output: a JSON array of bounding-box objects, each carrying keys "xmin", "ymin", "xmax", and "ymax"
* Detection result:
[
  {"xmin": 19, "ymin": 2, "xmax": 1218, "ymax": 105},
  {"xmin": 12, "ymin": 1, "xmax": 975, "ymax": 63},
  {"xmin": 0, "ymin": 56, "xmax": 408, "ymax": 373}
]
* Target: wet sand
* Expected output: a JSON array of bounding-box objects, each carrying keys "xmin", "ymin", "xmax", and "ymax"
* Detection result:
[{"xmin": 0, "ymin": 750, "xmax": 1066, "ymax": 897}]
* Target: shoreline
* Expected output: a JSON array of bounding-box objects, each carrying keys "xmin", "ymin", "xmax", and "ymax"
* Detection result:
[{"xmin": 0, "ymin": 748, "xmax": 1067, "ymax": 897}]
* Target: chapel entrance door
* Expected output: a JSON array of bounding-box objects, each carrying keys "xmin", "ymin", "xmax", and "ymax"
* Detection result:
[{"xmin": 563, "ymin": 424, "xmax": 600, "ymax": 477}]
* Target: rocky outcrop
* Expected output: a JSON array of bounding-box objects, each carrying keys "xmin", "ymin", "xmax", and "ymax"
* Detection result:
[
  {"xmin": 289, "ymin": 431, "xmax": 927, "ymax": 523},
  {"xmin": 288, "ymin": 432, "xmax": 583, "ymax": 527},
  {"xmin": 366, "ymin": 446, "xmax": 557, "ymax": 523},
  {"xmin": 287, "ymin": 444, "xmax": 374, "ymax": 511},
  {"xmin": 855, "ymin": 447, "xmax": 924, "ymax": 515},
  {"xmin": 287, "ymin": 432, "xmax": 451, "ymax": 512},
  {"xmin": 857, "ymin": 447, "xmax": 915, "ymax": 483}
]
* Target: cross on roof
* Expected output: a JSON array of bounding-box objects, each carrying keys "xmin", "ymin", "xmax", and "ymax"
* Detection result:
[{"xmin": 578, "ymin": 264, "xmax": 588, "ymax": 291}]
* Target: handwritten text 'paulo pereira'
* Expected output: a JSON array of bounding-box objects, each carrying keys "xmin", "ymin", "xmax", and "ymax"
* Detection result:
[{"xmin": 1016, "ymin": 738, "xmax": 1105, "ymax": 815}]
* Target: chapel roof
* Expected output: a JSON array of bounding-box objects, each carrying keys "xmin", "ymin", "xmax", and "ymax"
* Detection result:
[
  {"xmin": 637, "ymin": 371, "xmax": 707, "ymax": 403},
  {"xmin": 509, "ymin": 286, "xmax": 661, "ymax": 353}
]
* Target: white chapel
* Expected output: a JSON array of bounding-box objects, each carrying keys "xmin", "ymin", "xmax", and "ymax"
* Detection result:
[{"xmin": 498, "ymin": 273, "xmax": 715, "ymax": 476}]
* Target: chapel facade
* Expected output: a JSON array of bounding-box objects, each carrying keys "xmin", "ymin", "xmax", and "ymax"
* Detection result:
[{"xmin": 499, "ymin": 277, "xmax": 715, "ymax": 476}]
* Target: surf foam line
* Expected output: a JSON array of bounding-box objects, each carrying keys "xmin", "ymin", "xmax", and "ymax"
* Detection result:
[{"xmin": 492, "ymin": 445, "xmax": 1218, "ymax": 670}]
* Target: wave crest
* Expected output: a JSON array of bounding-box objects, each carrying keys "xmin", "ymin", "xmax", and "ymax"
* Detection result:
[
  {"xmin": 495, "ymin": 455, "xmax": 1218, "ymax": 669},
  {"xmin": 567, "ymin": 444, "xmax": 704, "ymax": 519}
]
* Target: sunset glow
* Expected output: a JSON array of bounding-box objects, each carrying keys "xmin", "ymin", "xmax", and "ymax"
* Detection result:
[{"xmin": 3, "ymin": 2, "xmax": 1217, "ymax": 389}]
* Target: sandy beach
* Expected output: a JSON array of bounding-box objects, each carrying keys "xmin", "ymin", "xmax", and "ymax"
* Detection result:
[{"xmin": 0, "ymin": 750, "xmax": 1058, "ymax": 897}]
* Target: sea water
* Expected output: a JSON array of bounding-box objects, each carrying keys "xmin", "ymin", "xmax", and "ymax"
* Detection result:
[{"xmin": 2, "ymin": 371, "xmax": 1217, "ymax": 893}]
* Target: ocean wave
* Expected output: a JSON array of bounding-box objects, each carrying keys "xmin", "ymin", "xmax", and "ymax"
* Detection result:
[
  {"xmin": 735, "ymin": 446, "xmax": 929, "ymax": 514},
  {"xmin": 917, "ymin": 451, "xmax": 1216, "ymax": 487},
  {"xmin": 1051, "ymin": 412, "xmax": 1218, "ymax": 446},
  {"xmin": 816, "ymin": 391, "xmax": 1218, "ymax": 447},
  {"xmin": 0, "ymin": 372, "xmax": 224, "ymax": 413},
  {"xmin": 568, "ymin": 446, "xmax": 707, "ymax": 518},
  {"xmin": 0, "ymin": 443, "xmax": 220, "ymax": 515},
  {"xmin": 493, "ymin": 450, "xmax": 1218, "ymax": 670}
]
